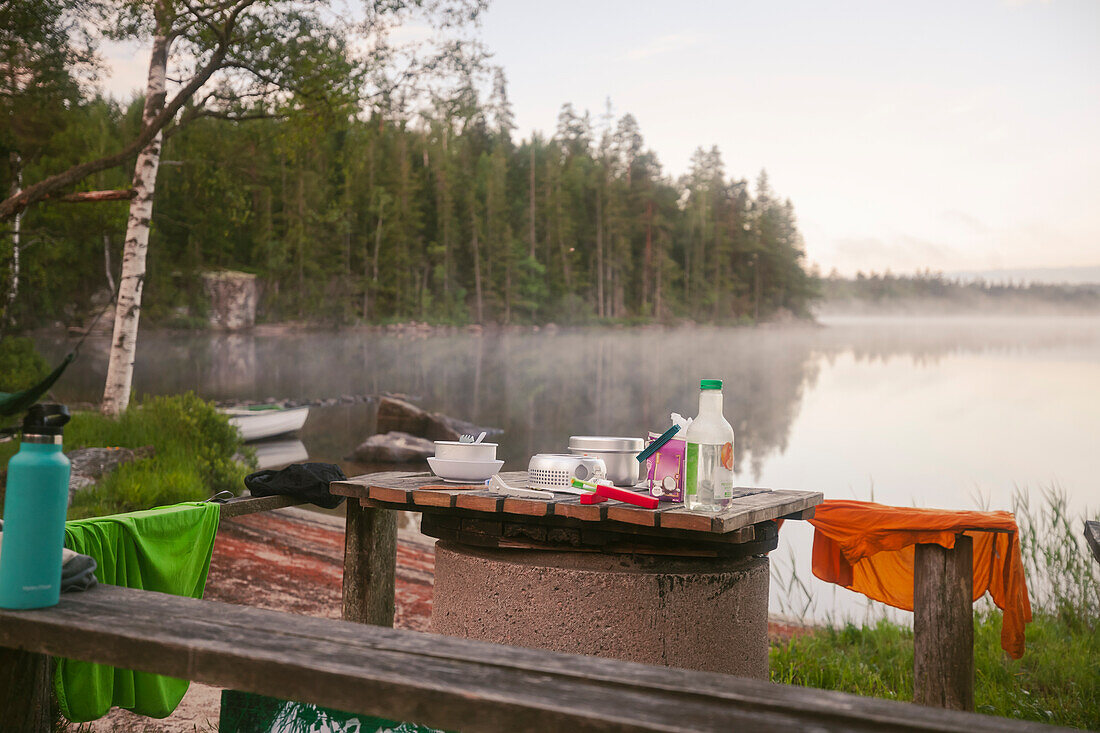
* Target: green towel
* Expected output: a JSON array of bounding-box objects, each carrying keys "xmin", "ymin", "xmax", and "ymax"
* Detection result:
[{"xmin": 54, "ymin": 501, "xmax": 221, "ymax": 722}]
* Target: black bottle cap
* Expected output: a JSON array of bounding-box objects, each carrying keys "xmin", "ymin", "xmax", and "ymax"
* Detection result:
[{"xmin": 23, "ymin": 403, "xmax": 71, "ymax": 436}]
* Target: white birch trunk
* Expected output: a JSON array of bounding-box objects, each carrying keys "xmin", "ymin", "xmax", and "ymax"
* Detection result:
[
  {"xmin": 101, "ymin": 29, "xmax": 171, "ymax": 416},
  {"xmin": 5, "ymin": 152, "xmax": 21, "ymax": 320}
]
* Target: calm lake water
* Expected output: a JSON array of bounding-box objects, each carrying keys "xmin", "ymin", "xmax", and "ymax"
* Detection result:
[{"xmin": 36, "ymin": 315, "xmax": 1100, "ymax": 622}]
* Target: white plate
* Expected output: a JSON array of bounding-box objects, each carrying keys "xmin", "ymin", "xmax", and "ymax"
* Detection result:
[{"xmin": 427, "ymin": 457, "xmax": 504, "ymax": 484}]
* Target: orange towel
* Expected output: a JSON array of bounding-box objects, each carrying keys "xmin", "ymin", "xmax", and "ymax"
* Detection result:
[{"xmin": 808, "ymin": 499, "xmax": 1032, "ymax": 658}]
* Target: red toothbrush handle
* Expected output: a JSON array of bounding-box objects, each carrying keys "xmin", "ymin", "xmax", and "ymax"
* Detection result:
[{"xmin": 594, "ymin": 484, "xmax": 659, "ymax": 509}]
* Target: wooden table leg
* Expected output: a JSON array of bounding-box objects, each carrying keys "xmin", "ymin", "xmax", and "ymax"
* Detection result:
[
  {"xmin": 0, "ymin": 647, "xmax": 55, "ymax": 732},
  {"xmin": 342, "ymin": 499, "xmax": 397, "ymax": 627},
  {"xmin": 914, "ymin": 534, "xmax": 974, "ymax": 711}
]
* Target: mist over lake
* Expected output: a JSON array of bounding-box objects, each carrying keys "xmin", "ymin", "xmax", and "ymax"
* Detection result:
[{"xmin": 36, "ymin": 315, "xmax": 1100, "ymax": 620}]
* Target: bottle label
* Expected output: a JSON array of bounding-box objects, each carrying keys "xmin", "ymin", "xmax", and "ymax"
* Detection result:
[
  {"xmin": 686, "ymin": 442, "xmax": 699, "ymax": 499},
  {"xmin": 718, "ymin": 441, "xmax": 734, "ymax": 501},
  {"xmin": 686, "ymin": 441, "xmax": 734, "ymax": 503}
]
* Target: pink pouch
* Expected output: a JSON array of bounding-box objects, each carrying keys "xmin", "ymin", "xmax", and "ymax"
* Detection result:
[{"xmin": 646, "ymin": 433, "xmax": 686, "ymax": 502}]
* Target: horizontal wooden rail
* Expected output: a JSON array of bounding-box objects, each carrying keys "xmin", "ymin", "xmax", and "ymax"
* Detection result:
[
  {"xmin": 0, "ymin": 585, "xmax": 1067, "ymax": 733},
  {"xmin": 215, "ymin": 493, "xmax": 308, "ymax": 521}
]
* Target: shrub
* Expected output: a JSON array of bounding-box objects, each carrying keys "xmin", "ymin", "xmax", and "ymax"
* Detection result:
[
  {"xmin": 61, "ymin": 393, "xmax": 252, "ymax": 518},
  {"xmin": 0, "ymin": 336, "xmax": 49, "ymax": 392}
]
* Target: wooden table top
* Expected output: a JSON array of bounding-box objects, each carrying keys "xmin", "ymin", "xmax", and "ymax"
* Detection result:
[{"xmin": 331, "ymin": 471, "xmax": 823, "ymax": 536}]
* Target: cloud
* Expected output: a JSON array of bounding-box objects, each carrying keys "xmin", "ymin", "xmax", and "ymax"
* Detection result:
[
  {"xmin": 939, "ymin": 210, "xmax": 988, "ymax": 233},
  {"xmin": 622, "ymin": 33, "xmax": 704, "ymax": 62},
  {"xmin": 828, "ymin": 235, "xmax": 956, "ymax": 274}
]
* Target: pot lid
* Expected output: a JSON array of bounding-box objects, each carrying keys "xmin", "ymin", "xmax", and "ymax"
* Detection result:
[{"xmin": 568, "ymin": 435, "xmax": 644, "ymax": 452}]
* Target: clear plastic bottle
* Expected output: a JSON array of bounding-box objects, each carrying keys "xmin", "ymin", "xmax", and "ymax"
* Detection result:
[{"xmin": 685, "ymin": 379, "xmax": 735, "ymax": 511}]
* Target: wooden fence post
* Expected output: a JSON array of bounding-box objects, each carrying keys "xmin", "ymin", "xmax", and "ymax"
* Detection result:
[
  {"xmin": 913, "ymin": 534, "xmax": 974, "ymax": 711},
  {"xmin": 0, "ymin": 647, "xmax": 54, "ymax": 732},
  {"xmin": 342, "ymin": 500, "xmax": 397, "ymax": 626}
]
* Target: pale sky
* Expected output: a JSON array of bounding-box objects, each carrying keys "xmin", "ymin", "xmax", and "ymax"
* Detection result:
[{"xmin": 101, "ymin": 0, "xmax": 1100, "ymax": 276}]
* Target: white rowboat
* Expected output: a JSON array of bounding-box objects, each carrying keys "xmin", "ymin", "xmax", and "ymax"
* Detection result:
[{"xmin": 223, "ymin": 406, "xmax": 310, "ymax": 442}]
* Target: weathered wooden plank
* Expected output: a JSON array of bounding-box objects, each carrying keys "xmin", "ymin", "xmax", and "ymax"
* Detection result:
[
  {"xmin": 367, "ymin": 485, "xmax": 412, "ymax": 504},
  {"xmin": 338, "ymin": 473, "xmax": 821, "ymax": 537},
  {"xmin": 496, "ymin": 470, "xmax": 530, "ymax": 486},
  {"xmin": 710, "ymin": 490, "xmax": 822, "ymax": 532},
  {"xmin": 455, "ymin": 490, "xmax": 505, "ymax": 512},
  {"xmin": 503, "ymin": 522, "xmax": 547, "ymax": 543},
  {"xmin": 661, "ymin": 489, "xmax": 822, "ymax": 533},
  {"xmin": 460, "ymin": 516, "xmax": 503, "ymax": 536},
  {"xmin": 606, "ymin": 501, "xmax": 678, "ymax": 527},
  {"xmin": 410, "ymin": 487, "xmax": 462, "ymax": 508},
  {"xmin": 341, "ymin": 501, "xmax": 397, "ymax": 626},
  {"xmin": 422, "ymin": 511, "xmax": 757, "ymax": 555},
  {"xmin": 1085, "ymin": 520, "xmax": 1100, "ymax": 565},
  {"xmin": 217, "ymin": 494, "xmax": 308, "ymax": 520},
  {"xmin": 501, "ymin": 496, "xmax": 551, "ymax": 516},
  {"xmin": 0, "ymin": 584, "xmax": 1061, "ymax": 733},
  {"xmin": 429, "ymin": 526, "xmax": 728, "ymax": 557},
  {"xmin": 780, "ymin": 506, "xmax": 816, "ymax": 521},
  {"xmin": 0, "ymin": 648, "xmax": 53, "ymax": 733},
  {"xmin": 914, "ymin": 535, "xmax": 974, "ymax": 711},
  {"xmin": 554, "ymin": 496, "xmax": 606, "ymax": 522},
  {"xmin": 330, "ymin": 471, "xmax": 426, "ymax": 500},
  {"xmin": 657, "ymin": 508, "xmax": 712, "ymax": 532}
]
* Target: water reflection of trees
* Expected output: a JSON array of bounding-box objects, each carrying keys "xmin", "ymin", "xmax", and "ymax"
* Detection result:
[{"xmin": 34, "ymin": 317, "xmax": 1100, "ymax": 481}]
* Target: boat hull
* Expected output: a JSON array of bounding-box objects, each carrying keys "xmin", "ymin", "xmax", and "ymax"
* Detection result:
[{"xmin": 224, "ymin": 407, "xmax": 310, "ymax": 442}]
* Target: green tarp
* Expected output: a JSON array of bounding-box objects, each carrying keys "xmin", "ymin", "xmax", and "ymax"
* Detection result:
[{"xmin": 55, "ymin": 501, "xmax": 221, "ymax": 722}]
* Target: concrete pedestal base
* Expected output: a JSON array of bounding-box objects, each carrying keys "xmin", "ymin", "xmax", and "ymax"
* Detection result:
[{"xmin": 430, "ymin": 542, "xmax": 770, "ymax": 678}]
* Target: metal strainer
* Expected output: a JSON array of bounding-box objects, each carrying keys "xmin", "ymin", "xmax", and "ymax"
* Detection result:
[{"xmin": 527, "ymin": 454, "xmax": 606, "ymax": 491}]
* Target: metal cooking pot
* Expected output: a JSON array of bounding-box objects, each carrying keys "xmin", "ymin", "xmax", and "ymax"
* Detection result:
[{"xmin": 568, "ymin": 436, "xmax": 645, "ymax": 487}]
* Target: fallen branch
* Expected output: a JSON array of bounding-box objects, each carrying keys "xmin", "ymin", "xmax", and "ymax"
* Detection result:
[{"xmin": 46, "ymin": 190, "xmax": 137, "ymax": 204}]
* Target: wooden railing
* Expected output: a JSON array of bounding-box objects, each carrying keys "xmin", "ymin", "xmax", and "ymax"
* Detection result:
[
  {"xmin": 0, "ymin": 583, "xmax": 1067, "ymax": 733},
  {"xmin": 0, "ymin": 494, "xmax": 1065, "ymax": 731}
]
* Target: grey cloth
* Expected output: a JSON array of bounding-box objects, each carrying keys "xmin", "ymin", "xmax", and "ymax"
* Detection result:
[
  {"xmin": 0, "ymin": 522, "xmax": 98, "ymax": 592},
  {"xmin": 61, "ymin": 548, "xmax": 98, "ymax": 592}
]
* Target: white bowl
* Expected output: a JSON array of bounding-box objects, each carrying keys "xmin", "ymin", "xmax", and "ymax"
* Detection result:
[
  {"xmin": 434, "ymin": 441, "xmax": 497, "ymax": 461},
  {"xmin": 426, "ymin": 457, "xmax": 504, "ymax": 484}
]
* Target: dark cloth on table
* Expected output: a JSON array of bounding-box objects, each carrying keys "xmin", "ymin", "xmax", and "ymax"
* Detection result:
[{"xmin": 244, "ymin": 462, "xmax": 347, "ymax": 509}]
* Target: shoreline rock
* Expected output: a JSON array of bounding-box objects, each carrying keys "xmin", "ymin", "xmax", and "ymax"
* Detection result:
[
  {"xmin": 66, "ymin": 446, "xmax": 154, "ymax": 505},
  {"xmin": 375, "ymin": 395, "xmax": 496, "ymax": 443},
  {"xmin": 348, "ymin": 431, "xmax": 434, "ymax": 463}
]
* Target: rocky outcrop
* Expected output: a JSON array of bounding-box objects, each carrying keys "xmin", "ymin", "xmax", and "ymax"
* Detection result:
[
  {"xmin": 66, "ymin": 446, "xmax": 154, "ymax": 504},
  {"xmin": 202, "ymin": 270, "xmax": 258, "ymax": 331},
  {"xmin": 348, "ymin": 431, "xmax": 434, "ymax": 463},
  {"xmin": 376, "ymin": 396, "xmax": 484, "ymax": 442}
]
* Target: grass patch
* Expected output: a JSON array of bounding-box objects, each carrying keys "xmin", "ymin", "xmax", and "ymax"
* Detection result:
[
  {"xmin": 771, "ymin": 612, "xmax": 1099, "ymax": 728},
  {"xmin": 1, "ymin": 393, "xmax": 252, "ymax": 520},
  {"xmin": 770, "ymin": 489, "xmax": 1100, "ymax": 729},
  {"xmin": 771, "ymin": 619, "xmax": 914, "ymax": 702}
]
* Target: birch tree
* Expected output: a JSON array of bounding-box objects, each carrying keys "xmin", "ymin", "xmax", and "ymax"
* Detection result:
[
  {"xmin": 99, "ymin": 2, "xmax": 171, "ymax": 414},
  {"xmin": 3, "ymin": 153, "xmax": 21, "ymax": 324},
  {"xmin": 85, "ymin": 0, "xmax": 487, "ymax": 414}
]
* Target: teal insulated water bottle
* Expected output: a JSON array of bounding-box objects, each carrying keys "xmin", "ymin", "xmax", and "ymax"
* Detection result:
[{"xmin": 0, "ymin": 403, "xmax": 72, "ymax": 609}]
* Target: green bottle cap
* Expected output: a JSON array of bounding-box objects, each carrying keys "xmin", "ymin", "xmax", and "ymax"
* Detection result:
[{"xmin": 700, "ymin": 379, "xmax": 722, "ymax": 390}]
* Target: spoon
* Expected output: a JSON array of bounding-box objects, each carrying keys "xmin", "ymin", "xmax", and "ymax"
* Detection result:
[{"xmin": 474, "ymin": 431, "xmax": 487, "ymax": 444}]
